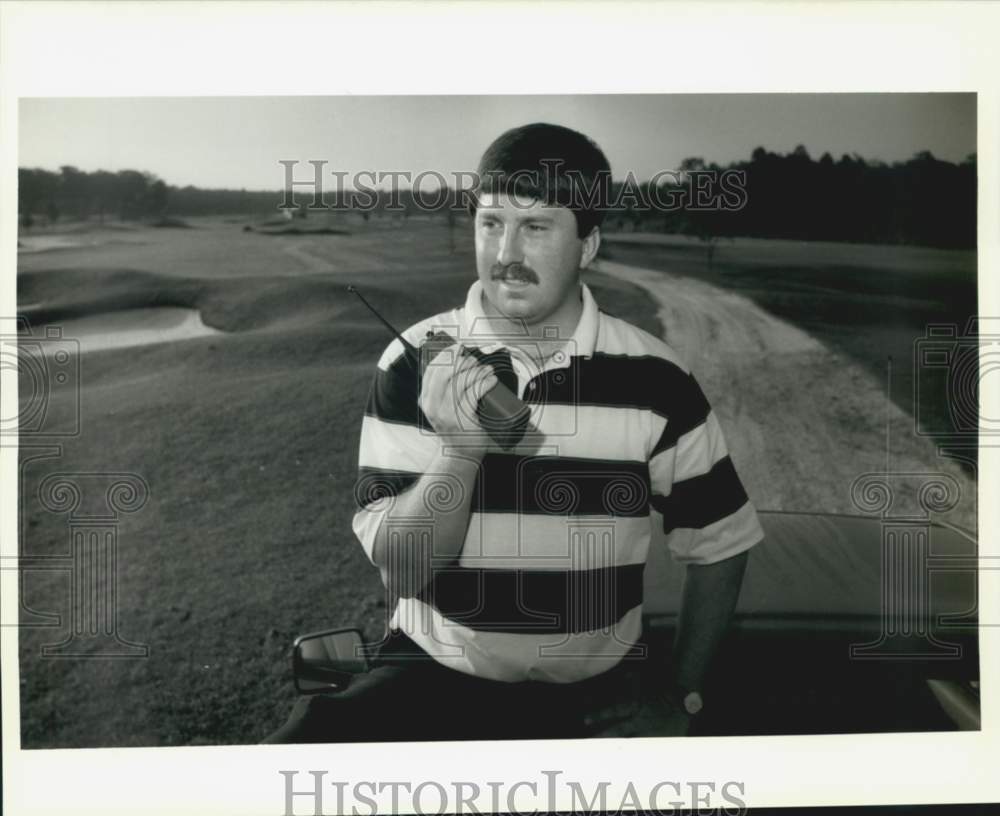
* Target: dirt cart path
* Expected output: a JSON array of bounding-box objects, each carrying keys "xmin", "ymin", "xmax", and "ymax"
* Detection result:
[{"xmin": 594, "ymin": 259, "xmax": 976, "ymax": 532}]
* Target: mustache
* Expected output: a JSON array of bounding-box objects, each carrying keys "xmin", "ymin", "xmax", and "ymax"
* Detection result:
[{"xmin": 491, "ymin": 263, "xmax": 538, "ymax": 284}]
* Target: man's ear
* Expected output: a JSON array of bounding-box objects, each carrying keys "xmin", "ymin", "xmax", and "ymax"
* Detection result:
[{"xmin": 580, "ymin": 226, "xmax": 601, "ymax": 269}]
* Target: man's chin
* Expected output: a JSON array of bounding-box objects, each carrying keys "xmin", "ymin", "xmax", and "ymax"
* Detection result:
[
  {"xmin": 490, "ymin": 293, "xmax": 540, "ymax": 322},
  {"xmin": 483, "ymin": 282, "xmax": 533, "ymax": 312}
]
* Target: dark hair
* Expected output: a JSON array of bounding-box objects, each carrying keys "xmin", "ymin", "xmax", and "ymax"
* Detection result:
[{"xmin": 469, "ymin": 122, "xmax": 612, "ymax": 239}]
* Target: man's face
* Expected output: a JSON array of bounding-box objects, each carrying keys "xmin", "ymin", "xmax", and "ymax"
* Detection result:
[{"xmin": 474, "ymin": 192, "xmax": 599, "ymax": 328}]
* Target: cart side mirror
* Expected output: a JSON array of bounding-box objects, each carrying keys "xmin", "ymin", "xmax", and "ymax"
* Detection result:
[{"xmin": 293, "ymin": 628, "xmax": 369, "ymax": 694}]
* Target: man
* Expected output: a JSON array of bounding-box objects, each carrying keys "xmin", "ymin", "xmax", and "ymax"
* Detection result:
[{"xmin": 265, "ymin": 123, "xmax": 763, "ymax": 743}]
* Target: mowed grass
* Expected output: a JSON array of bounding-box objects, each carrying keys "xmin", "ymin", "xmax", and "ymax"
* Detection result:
[
  {"xmin": 16, "ymin": 216, "xmax": 661, "ymax": 747},
  {"xmin": 601, "ymin": 234, "xmax": 978, "ymax": 471},
  {"xmin": 20, "ymin": 217, "xmax": 974, "ymax": 747}
]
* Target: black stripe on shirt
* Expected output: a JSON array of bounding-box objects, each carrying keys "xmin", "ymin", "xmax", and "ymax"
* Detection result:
[
  {"xmin": 649, "ymin": 371, "xmax": 713, "ymax": 456},
  {"xmin": 651, "ymin": 455, "xmax": 750, "ymax": 531},
  {"xmin": 367, "ymin": 349, "xmax": 710, "ymax": 441},
  {"xmin": 420, "ymin": 563, "xmax": 645, "ymax": 634},
  {"xmin": 471, "ymin": 454, "xmax": 651, "ymax": 517},
  {"xmin": 528, "ymin": 354, "xmax": 709, "ymax": 435},
  {"xmin": 364, "ymin": 354, "xmax": 430, "ymax": 431}
]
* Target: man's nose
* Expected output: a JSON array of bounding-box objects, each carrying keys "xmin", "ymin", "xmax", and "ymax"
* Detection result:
[{"xmin": 496, "ymin": 226, "xmax": 524, "ymax": 266}]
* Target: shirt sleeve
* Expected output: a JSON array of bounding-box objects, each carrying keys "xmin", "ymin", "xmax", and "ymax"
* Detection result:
[
  {"xmin": 351, "ymin": 337, "xmax": 439, "ymax": 565},
  {"xmin": 648, "ymin": 371, "xmax": 764, "ymax": 565}
]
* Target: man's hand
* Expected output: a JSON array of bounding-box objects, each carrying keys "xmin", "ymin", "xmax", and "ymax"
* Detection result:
[
  {"xmin": 419, "ymin": 345, "xmax": 499, "ymax": 452},
  {"xmin": 371, "ymin": 343, "xmax": 499, "ymax": 598}
]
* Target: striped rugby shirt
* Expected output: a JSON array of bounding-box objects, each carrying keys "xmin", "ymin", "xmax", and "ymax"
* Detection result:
[{"xmin": 352, "ymin": 280, "xmax": 764, "ymax": 683}]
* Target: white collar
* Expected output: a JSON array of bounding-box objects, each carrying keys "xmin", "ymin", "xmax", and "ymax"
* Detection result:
[{"xmin": 458, "ymin": 279, "xmax": 600, "ymax": 370}]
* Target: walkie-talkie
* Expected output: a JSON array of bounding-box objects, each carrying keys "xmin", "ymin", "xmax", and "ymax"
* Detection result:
[{"xmin": 348, "ymin": 285, "xmax": 532, "ymax": 449}]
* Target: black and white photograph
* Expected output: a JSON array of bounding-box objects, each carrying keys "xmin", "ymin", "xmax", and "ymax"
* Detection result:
[{"xmin": 2, "ymin": 3, "xmax": 998, "ymax": 815}]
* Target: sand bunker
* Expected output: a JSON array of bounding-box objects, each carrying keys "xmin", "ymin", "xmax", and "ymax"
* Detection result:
[
  {"xmin": 18, "ymin": 230, "xmax": 147, "ymax": 254},
  {"xmin": 18, "ymin": 235, "xmax": 101, "ymax": 253},
  {"xmin": 44, "ymin": 307, "xmax": 221, "ymax": 354}
]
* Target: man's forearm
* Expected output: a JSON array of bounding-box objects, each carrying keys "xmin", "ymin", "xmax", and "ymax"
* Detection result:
[
  {"xmin": 672, "ymin": 549, "xmax": 749, "ymax": 693},
  {"xmin": 371, "ymin": 449, "xmax": 483, "ymax": 598}
]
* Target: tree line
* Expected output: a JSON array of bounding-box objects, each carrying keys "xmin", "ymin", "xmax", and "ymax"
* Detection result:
[
  {"xmin": 19, "ymin": 146, "xmax": 976, "ymax": 248},
  {"xmin": 619, "ymin": 146, "xmax": 976, "ymax": 249},
  {"xmin": 18, "ymin": 166, "xmax": 171, "ymax": 226}
]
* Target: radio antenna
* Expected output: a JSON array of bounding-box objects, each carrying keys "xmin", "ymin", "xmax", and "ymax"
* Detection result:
[
  {"xmin": 885, "ymin": 355, "xmax": 892, "ymax": 475},
  {"xmin": 347, "ymin": 284, "xmax": 417, "ymax": 353}
]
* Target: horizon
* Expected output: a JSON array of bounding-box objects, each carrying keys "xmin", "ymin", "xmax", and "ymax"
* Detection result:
[
  {"xmin": 17, "ymin": 142, "xmax": 978, "ymax": 195},
  {"xmin": 18, "ymin": 94, "xmax": 976, "ymax": 192}
]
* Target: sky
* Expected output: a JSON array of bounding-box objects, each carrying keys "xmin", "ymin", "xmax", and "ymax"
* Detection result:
[{"xmin": 18, "ymin": 94, "xmax": 976, "ymax": 191}]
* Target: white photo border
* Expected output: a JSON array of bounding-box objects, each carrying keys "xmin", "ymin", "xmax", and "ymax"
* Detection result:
[{"xmin": 1, "ymin": 1, "xmax": 998, "ymax": 814}]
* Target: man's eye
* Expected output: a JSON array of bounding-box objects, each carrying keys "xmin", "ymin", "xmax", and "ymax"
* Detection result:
[
  {"xmin": 526, "ymin": 224, "xmax": 548, "ymax": 233},
  {"xmin": 480, "ymin": 219, "xmax": 501, "ymax": 230}
]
